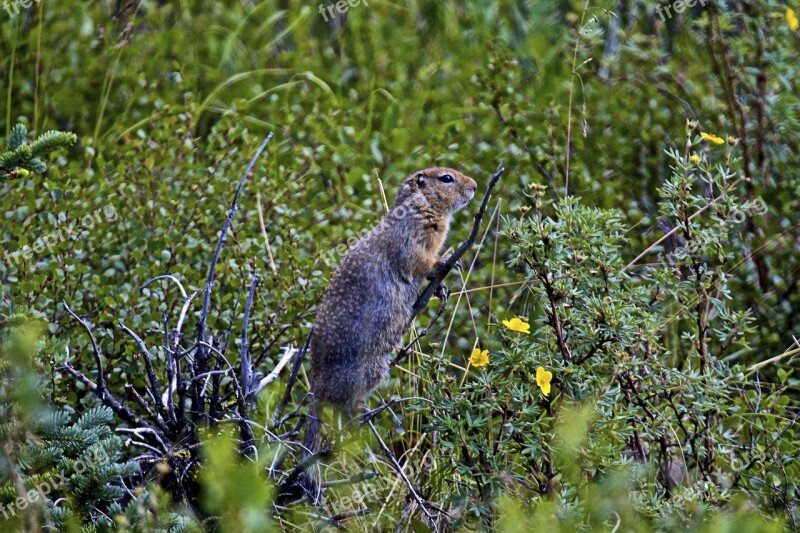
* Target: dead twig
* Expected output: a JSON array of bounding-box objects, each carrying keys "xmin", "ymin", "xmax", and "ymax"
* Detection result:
[
  {"xmin": 272, "ymin": 329, "xmax": 313, "ymax": 427},
  {"xmin": 193, "ymin": 132, "xmax": 274, "ymax": 421}
]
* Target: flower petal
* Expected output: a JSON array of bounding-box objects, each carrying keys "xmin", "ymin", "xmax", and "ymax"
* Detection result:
[
  {"xmin": 788, "ymin": 8, "xmax": 799, "ymax": 32},
  {"xmin": 469, "ymin": 348, "xmax": 489, "ymax": 367},
  {"xmin": 700, "ymin": 132, "xmax": 725, "ymax": 145},
  {"xmin": 503, "ymin": 317, "xmax": 531, "ymax": 334}
]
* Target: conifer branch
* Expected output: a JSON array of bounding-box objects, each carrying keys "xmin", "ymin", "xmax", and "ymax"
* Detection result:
[{"xmin": 1, "ymin": 123, "xmax": 76, "ymax": 181}]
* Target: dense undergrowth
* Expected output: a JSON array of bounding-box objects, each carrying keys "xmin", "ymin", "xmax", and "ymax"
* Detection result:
[{"xmin": 1, "ymin": 0, "xmax": 799, "ymax": 530}]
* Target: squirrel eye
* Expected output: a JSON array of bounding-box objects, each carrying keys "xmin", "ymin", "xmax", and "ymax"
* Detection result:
[{"xmin": 438, "ymin": 174, "xmax": 454, "ymax": 183}]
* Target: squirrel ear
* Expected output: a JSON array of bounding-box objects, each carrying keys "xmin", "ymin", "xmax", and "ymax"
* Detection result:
[{"xmin": 415, "ymin": 174, "xmax": 426, "ymax": 189}]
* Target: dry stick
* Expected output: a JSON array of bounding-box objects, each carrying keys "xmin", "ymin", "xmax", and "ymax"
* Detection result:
[
  {"xmin": 193, "ymin": 132, "xmax": 273, "ymax": 420},
  {"xmin": 745, "ymin": 346, "xmax": 800, "ymax": 377},
  {"xmin": 255, "ymin": 346, "xmax": 298, "ymax": 394},
  {"xmin": 257, "ymin": 192, "xmax": 278, "ymax": 275},
  {"xmin": 219, "ymin": 285, "xmax": 244, "ymax": 358},
  {"xmin": 143, "ymin": 285, "xmax": 187, "ymax": 430},
  {"xmin": 58, "ymin": 309, "xmax": 148, "ymax": 430},
  {"xmin": 273, "ymin": 328, "xmax": 313, "ymax": 426},
  {"xmin": 376, "ymin": 435, "xmax": 428, "ymax": 523},
  {"xmin": 60, "ymin": 306, "xmax": 168, "ymax": 444},
  {"xmin": 126, "ymin": 384, "xmax": 172, "ymax": 436},
  {"xmin": 393, "ymin": 200, "xmax": 500, "ymax": 371},
  {"xmin": 63, "ymin": 301, "xmax": 105, "ymax": 392},
  {"xmin": 487, "ymin": 200, "xmax": 502, "ymax": 329},
  {"xmin": 253, "ymin": 323, "xmax": 293, "ymax": 369},
  {"xmin": 216, "ymin": 307, "xmax": 237, "ymax": 421},
  {"xmin": 240, "ymin": 273, "xmax": 259, "ymax": 401},
  {"xmin": 274, "ymin": 394, "xmax": 313, "ymax": 434},
  {"xmin": 364, "ymin": 419, "xmax": 435, "ymax": 522},
  {"xmin": 118, "ymin": 321, "xmax": 171, "ymax": 429},
  {"xmin": 172, "ymin": 293, "xmax": 196, "ymax": 426},
  {"xmin": 163, "ymin": 315, "xmax": 176, "ymax": 424},
  {"xmin": 391, "ymin": 300, "xmax": 448, "ymax": 369},
  {"xmin": 238, "ymin": 273, "xmax": 260, "ymax": 455},
  {"xmin": 143, "ymin": 274, "xmax": 189, "ymax": 299},
  {"xmin": 278, "ymin": 442, "xmax": 332, "ymax": 496},
  {"xmin": 58, "ymin": 363, "xmax": 143, "ymax": 429}
]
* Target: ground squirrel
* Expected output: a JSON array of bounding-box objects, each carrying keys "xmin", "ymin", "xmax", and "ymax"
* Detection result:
[{"xmin": 301, "ymin": 167, "xmax": 477, "ymax": 487}]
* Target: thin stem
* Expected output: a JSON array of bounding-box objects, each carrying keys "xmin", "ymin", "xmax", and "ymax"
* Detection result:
[{"xmin": 565, "ymin": 0, "xmax": 591, "ymax": 197}]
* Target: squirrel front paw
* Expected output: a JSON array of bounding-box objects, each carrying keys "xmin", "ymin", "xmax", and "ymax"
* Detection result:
[{"xmin": 429, "ymin": 258, "xmax": 462, "ymax": 280}]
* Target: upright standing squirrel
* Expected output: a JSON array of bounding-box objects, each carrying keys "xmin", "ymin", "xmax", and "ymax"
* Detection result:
[{"xmin": 300, "ymin": 167, "xmax": 477, "ymax": 496}]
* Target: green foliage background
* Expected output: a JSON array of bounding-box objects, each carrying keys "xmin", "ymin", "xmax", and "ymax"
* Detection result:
[{"xmin": 0, "ymin": 0, "xmax": 798, "ymax": 530}]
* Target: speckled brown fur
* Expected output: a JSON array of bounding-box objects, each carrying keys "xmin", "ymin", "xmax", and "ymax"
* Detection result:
[
  {"xmin": 297, "ymin": 168, "xmax": 476, "ymax": 502},
  {"xmin": 308, "ymin": 167, "xmax": 477, "ymax": 415}
]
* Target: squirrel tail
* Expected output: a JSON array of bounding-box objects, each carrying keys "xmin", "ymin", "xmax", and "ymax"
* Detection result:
[{"xmin": 299, "ymin": 400, "xmax": 322, "ymax": 503}]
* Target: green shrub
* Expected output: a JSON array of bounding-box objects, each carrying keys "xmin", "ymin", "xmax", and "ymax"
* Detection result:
[{"xmin": 1, "ymin": 0, "xmax": 798, "ymax": 530}]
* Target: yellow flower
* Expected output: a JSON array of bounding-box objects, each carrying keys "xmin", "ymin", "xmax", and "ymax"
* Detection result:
[
  {"xmin": 469, "ymin": 348, "xmax": 489, "ymax": 367},
  {"xmin": 787, "ymin": 8, "xmax": 799, "ymax": 32},
  {"xmin": 502, "ymin": 317, "xmax": 530, "ymax": 334},
  {"xmin": 689, "ymin": 154, "xmax": 700, "ymax": 165},
  {"xmin": 700, "ymin": 132, "xmax": 725, "ymax": 145},
  {"xmin": 536, "ymin": 366, "xmax": 553, "ymax": 396}
]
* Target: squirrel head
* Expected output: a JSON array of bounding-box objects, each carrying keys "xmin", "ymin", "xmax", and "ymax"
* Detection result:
[{"xmin": 394, "ymin": 167, "xmax": 478, "ymax": 215}]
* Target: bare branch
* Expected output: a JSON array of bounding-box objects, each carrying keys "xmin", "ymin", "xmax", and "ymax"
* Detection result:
[
  {"xmin": 256, "ymin": 345, "xmax": 298, "ymax": 395},
  {"xmin": 119, "ymin": 321, "xmax": 170, "ymax": 425},
  {"xmin": 241, "ymin": 273, "xmax": 259, "ymax": 400},
  {"xmin": 142, "ymin": 274, "xmax": 188, "ymax": 299},
  {"xmin": 57, "ymin": 363, "xmax": 142, "ymax": 429},
  {"xmin": 193, "ymin": 132, "xmax": 274, "ymax": 421},
  {"xmin": 62, "ymin": 301, "xmax": 105, "ymax": 392},
  {"xmin": 272, "ymin": 329, "xmax": 312, "ymax": 426}
]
